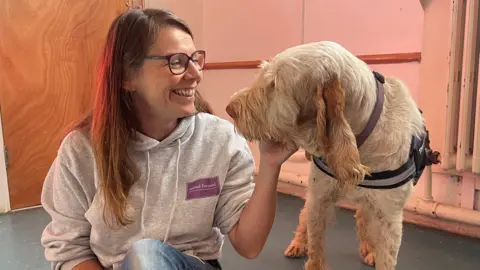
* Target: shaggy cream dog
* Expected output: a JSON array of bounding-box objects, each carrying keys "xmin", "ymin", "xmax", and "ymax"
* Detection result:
[{"xmin": 225, "ymin": 41, "xmax": 426, "ymax": 270}]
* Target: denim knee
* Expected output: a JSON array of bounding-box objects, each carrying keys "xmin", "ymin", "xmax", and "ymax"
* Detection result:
[
  {"xmin": 121, "ymin": 238, "xmax": 190, "ymax": 270},
  {"xmin": 130, "ymin": 238, "xmax": 172, "ymax": 253}
]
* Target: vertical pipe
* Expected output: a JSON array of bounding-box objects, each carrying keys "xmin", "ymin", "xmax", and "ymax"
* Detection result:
[
  {"xmin": 443, "ymin": 0, "xmax": 467, "ymax": 171},
  {"xmin": 457, "ymin": 0, "xmax": 479, "ymax": 172},
  {"xmin": 469, "ymin": 0, "xmax": 480, "ymax": 173},
  {"xmin": 423, "ymin": 166, "xmax": 434, "ymax": 201}
]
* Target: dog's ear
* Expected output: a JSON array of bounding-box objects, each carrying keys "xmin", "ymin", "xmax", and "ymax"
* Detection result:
[
  {"xmin": 316, "ymin": 75, "xmax": 370, "ymax": 187},
  {"xmin": 304, "ymin": 151, "xmax": 312, "ymax": 161}
]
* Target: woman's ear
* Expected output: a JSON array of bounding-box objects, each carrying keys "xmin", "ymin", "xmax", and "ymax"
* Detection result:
[{"xmin": 315, "ymin": 75, "xmax": 370, "ymax": 187}]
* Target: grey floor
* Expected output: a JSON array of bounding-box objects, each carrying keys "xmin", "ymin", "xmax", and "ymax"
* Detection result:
[{"xmin": 1, "ymin": 194, "xmax": 480, "ymax": 270}]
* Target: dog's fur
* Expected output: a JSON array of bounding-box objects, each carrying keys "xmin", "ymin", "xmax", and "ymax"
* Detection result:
[{"xmin": 226, "ymin": 41, "xmax": 425, "ymax": 270}]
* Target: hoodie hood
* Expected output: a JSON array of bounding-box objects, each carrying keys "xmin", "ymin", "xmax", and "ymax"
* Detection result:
[{"xmin": 130, "ymin": 114, "xmax": 195, "ymax": 151}]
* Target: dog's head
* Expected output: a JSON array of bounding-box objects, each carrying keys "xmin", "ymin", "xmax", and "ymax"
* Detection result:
[{"xmin": 226, "ymin": 42, "xmax": 370, "ymax": 186}]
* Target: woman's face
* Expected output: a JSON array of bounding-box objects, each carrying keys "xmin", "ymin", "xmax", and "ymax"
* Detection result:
[{"xmin": 127, "ymin": 27, "xmax": 204, "ymax": 121}]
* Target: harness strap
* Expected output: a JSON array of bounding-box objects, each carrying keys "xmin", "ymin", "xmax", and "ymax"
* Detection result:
[
  {"xmin": 312, "ymin": 155, "xmax": 416, "ymax": 189},
  {"xmin": 355, "ymin": 71, "xmax": 385, "ymax": 148}
]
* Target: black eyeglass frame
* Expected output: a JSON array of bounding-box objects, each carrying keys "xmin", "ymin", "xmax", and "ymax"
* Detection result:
[{"xmin": 144, "ymin": 50, "xmax": 206, "ymax": 75}]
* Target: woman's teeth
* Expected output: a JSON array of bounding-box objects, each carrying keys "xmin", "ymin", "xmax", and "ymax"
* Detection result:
[{"xmin": 173, "ymin": 89, "xmax": 195, "ymax": 97}]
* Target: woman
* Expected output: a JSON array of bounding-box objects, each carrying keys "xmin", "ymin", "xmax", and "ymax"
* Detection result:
[{"xmin": 40, "ymin": 7, "xmax": 297, "ymax": 270}]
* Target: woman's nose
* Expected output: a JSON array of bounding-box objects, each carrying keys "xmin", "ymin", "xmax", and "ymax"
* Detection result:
[{"xmin": 183, "ymin": 61, "xmax": 202, "ymax": 79}]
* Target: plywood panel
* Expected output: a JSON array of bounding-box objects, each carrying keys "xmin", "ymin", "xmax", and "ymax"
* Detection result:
[
  {"xmin": 304, "ymin": 0, "xmax": 424, "ymax": 55},
  {"xmin": 203, "ymin": 0, "xmax": 303, "ymax": 62},
  {"xmin": 0, "ymin": 0, "xmax": 126, "ymax": 209}
]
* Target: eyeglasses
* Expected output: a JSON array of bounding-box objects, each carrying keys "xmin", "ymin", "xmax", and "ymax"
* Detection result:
[{"xmin": 144, "ymin": 50, "xmax": 206, "ymax": 75}]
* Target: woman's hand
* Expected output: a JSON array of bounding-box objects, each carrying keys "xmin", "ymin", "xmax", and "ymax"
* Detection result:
[
  {"xmin": 259, "ymin": 140, "xmax": 299, "ymax": 168},
  {"xmin": 229, "ymin": 139, "xmax": 298, "ymax": 259}
]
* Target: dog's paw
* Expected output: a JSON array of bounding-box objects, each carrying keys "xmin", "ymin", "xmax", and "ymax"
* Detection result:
[
  {"xmin": 284, "ymin": 240, "xmax": 307, "ymax": 258},
  {"xmin": 359, "ymin": 241, "xmax": 375, "ymax": 267},
  {"xmin": 363, "ymin": 251, "xmax": 376, "ymax": 267},
  {"xmin": 359, "ymin": 241, "xmax": 373, "ymax": 258}
]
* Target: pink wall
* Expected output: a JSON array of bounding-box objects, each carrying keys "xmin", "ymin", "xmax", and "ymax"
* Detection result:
[
  {"xmin": 145, "ymin": 0, "xmax": 480, "ymax": 211},
  {"xmin": 303, "ymin": 0, "xmax": 424, "ymax": 54},
  {"xmin": 203, "ymin": 0, "xmax": 303, "ymax": 62},
  {"xmin": 199, "ymin": 0, "xmax": 423, "ymax": 112}
]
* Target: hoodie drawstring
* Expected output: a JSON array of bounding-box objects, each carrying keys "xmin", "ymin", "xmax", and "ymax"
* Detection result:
[
  {"xmin": 163, "ymin": 139, "xmax": 181, "ymax": 244},
  {"xmin": 140, "ymin": 151, "xmax": 151, "ymax": 237}
]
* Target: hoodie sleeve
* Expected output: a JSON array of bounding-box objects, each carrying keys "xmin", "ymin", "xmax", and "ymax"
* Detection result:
[
  {"xmin": 214, "ymin": 135, "xmax": 256, "ymax": 235},
  {"xmin": 41, "ymin": 156, "xmax": 97, "ymax": 270}
]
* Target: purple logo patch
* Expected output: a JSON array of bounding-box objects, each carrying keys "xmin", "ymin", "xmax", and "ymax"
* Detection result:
[{"xmin": 186, "ymin": 176, "xmax": 220, "ymax": 200}]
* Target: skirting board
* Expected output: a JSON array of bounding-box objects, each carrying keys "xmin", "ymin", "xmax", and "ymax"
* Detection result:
[{"xmin": 276, "ymin": 181, "xmax": 480, "ymax": 239}]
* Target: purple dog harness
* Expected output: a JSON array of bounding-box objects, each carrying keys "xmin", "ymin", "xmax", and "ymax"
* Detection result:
[{"xmin": 312, "ymin": 71, "xmax": 434, "ymax": 189}]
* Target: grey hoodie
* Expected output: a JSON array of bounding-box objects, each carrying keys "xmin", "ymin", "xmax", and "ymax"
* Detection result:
[{"xmin": 40, "ymin": 113, "xmax": 255, "ymax": 270}]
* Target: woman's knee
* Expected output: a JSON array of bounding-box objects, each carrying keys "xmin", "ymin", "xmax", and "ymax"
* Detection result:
[
  {"xmin": 121, "ymin": 238, "xmax": 188, "ymax": 270},
  {"xmin": 130, "ymin": 238, "xmax": 171, "ymax": 252}
]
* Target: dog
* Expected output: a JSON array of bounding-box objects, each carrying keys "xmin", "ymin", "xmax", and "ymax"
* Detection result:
[{"xmin": 225, "ymin": 41, "xmax": 427, "ymax": 270}]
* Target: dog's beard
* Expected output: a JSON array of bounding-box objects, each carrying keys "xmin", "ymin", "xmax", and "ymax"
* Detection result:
[
  {"xmin": 231, "ymin": 112, "xmax": 264, "ymax": 142},
  {"xmin": 235, "ymin": 127, "xmax": 263, "ymax": 142},
  {"xmin": 237, "ymin": 125, "xmax": 293, "ymax": 147}
]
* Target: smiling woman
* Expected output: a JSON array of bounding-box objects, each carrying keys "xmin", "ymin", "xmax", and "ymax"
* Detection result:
[{"xmin": 39, "ymin": 7, "xmax": 297, "ymax": 270}]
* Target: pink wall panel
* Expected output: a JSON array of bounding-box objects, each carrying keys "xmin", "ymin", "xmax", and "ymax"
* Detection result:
[
  {"xmin": 369, "ymin": 63, "xmax": 420, "ymax": 101},
  {"xmin": 202, "ymin": 0, "xmax": 304, "ymax": 62},
  {"xmin": 200, "ymin": 69, "xmax": 262, "ymax": 121},
  {"xmin": 304, "ymin": 0, "xmax": 424, "ymax": 55}
]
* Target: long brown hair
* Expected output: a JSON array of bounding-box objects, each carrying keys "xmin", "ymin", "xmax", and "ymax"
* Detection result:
[{"xmin": 73, "ymin": 8, "xmax": 213, "ymax": 228}]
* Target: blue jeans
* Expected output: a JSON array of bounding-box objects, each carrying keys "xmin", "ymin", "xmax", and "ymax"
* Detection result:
[{"xmin": 120, "ymin": 239, "xmax": 221, "ymax": 270}]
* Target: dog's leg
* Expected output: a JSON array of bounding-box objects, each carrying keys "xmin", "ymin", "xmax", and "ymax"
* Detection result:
[
  {"xmin": 368, "ymin": 209, "xmax": 403, "ymax": 270},
  {"xmin": 366, "ymin": 183, "xmax": 413, "ymax": 270},
  {"xmin": 304, "ymin": 196, "xmax": 330, "ymax": 270},
  {"xmin": 355, "ymin": 205, "xmax": 376, "ymax": 267},
  {"xmin": 304, "ymin": 173, "xmax": 340, "ymax": 270},
  {"xmin": 284, "ymin": 150, "xmax": 312, "ymax": 258},
  {"xmin": 284, "ymin": 197, "xmax": 308, "ymax": 257}
]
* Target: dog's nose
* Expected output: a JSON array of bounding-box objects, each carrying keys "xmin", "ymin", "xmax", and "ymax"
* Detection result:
[{"xmin": 225, "ymin": 104, "xmax": 237, "ymax": 119}]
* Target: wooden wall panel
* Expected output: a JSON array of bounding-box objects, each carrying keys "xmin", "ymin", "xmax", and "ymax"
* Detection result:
[{"xmin": 0, "ymin": 0, "xmax": 126, "ymax": 209}]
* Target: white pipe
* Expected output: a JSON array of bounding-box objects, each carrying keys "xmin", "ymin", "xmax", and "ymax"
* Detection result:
[
  {"xmin": 469, "ymin": 0, "xmax": 480, "ymax": 173},
  {"xmin": 442, "ymin": 0, "xmax": 467, "ymax": 171},
  {"xmin": 456, "ymin": 0, "xmax": 479, "ymax": 172},
  {"xmin": 419, "ymin": 0, "xmax": 432, "ymax": 10},
  {"xmin": 422, "ymin": 166, "xmax": 434, "ymax": 201},
  {"xmin": 405, "ymin": 196, "xmax": 480, "ymax": 227},
  {"xmin": 277, "ymin": 166, "xmax": 480, "ymax": 227}
]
